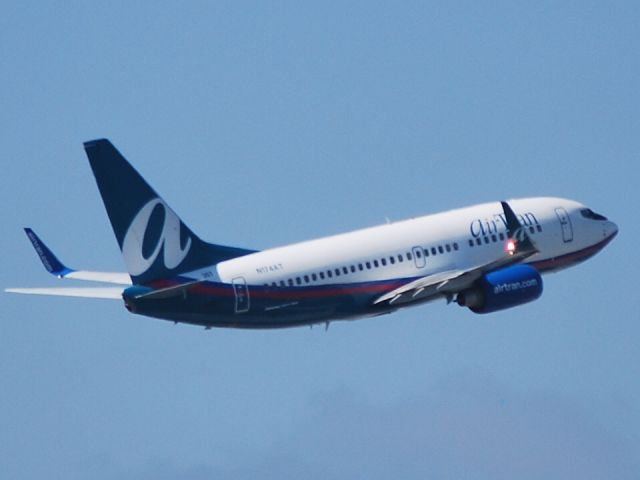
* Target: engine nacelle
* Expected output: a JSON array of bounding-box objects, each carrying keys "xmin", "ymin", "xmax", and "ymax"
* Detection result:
[{"xmin": 457, "ymin": 264, "xmax": 543, "ymax": 314}]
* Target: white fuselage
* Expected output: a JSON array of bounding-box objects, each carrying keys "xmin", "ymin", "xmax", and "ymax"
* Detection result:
[{"xmin": 214, "ymin": 197, "xmax": 616, "ymax": 288}]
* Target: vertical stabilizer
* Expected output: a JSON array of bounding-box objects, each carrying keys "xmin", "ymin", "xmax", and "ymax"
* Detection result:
[{"xmin": 84, "ymin": 139, "xmax": 255, "ymax": 284}]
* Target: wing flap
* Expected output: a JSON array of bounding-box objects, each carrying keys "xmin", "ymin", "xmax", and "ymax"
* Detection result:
[{"xmin": 374, "ymin": 269, "xmax": 467, "ymax": 305}]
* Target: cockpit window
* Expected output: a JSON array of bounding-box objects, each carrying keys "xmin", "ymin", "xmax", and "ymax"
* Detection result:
[{"xmin": 580, "ymin": 208, "xmax": 607, "ymax": 221}]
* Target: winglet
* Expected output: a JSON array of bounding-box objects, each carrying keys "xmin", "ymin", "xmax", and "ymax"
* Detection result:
[
  {"xmin": 500, "ymin": 202, "xmax": 536, "ymax": 253},
  {"xmin": 24, "ymin": 228, "xmax": 74, "ymax": 278}
]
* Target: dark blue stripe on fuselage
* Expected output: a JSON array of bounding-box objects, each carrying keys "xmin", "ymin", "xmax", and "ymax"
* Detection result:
[{"xmin": 126, "ymin": 276, "xmax": 418, "ymax": 328}]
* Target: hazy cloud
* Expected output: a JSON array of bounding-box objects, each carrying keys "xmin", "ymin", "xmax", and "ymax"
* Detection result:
[{"xmin": 117, "ymin": 369, "xmax": 639, "ymax": 480}]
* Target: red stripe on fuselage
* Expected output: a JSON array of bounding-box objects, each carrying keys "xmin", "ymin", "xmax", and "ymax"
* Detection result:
[
  {"xmin": 147, "ymin": 278, "xmax": 413, "ymax": 300},
  {"xmin": 146, "ymin": 233, "xmax": 616, "ymax": 301}
]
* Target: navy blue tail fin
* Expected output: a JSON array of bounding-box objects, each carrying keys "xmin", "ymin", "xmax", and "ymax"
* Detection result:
[{"xmin": 84, "ymin": 139, "xmax": 256, "ymax": 285}]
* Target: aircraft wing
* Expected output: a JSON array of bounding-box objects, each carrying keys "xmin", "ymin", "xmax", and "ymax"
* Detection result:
[
  {"xmin": 373, "ymin": 252, "xmax": 533, "ymax": 306},
  {"xmin": 5, "ymin": 287, "xmax": 124, "ymax": 299},
  {"xmin": 373, "ymin": 201, "xmax": 538, "ymax": 306},
  {"xmin": 23, "ymin": 228, "xmax": 131, "ymax": 285}
]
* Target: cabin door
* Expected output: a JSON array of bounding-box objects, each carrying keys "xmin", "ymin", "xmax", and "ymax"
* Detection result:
[
  {"xmin": 232, "ymin": 277, "xmax": 250, "ymax": 313},
  {"xmin": 555, "ymin": 207, "xmax": 573, "ymax": 243}
]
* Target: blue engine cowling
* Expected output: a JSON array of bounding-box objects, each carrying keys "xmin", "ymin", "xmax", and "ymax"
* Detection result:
[{"xmin": 457, "ymin": 264, "xmax": 543, "ymax": 314}]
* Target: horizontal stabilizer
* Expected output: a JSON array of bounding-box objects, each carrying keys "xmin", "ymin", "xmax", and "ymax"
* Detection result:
[
  {"xmin": 62, "ymin": 271, "xmax": 132, "ymax": 284},
  {"xmin": 5, "ymin": 287, "xmax": 124, "ymax": 299}
]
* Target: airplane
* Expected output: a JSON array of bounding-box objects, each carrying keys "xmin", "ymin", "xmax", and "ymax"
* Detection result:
[{"xmin": 6, "ymin": 139, "xmax": 618, "ymax": 329}]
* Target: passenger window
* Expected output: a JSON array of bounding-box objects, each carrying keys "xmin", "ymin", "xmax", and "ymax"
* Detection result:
[
  {"xmin": 453, "ymin": 243, "xmax": 459, "ymax": 251},
  {"xmin": 529, "ymin": 226, "xmax": 535, "ymax": 234},
  {"xmin": 319, "ymin": 272, "xmax": 325, "ymax": 280},
  {"xmin": 358, "ymin": 263, "xmax": 364, "ymax": 271},
  {"xmin": 342, "ymin": 267, "xmax": 349, "ymax": 275},
  {"xmin": 296, "ymin": 277, "xmax": 302, "ymax": 285},
  {"xmin": 288, "ymin": 279, "xmax": 293, "ymax": 286},
  {"xmin": 499, "ymin": 232, "xmax": 505, "ymax": 241},
  {"xmin": 335, "ymin": 268, "xmax": 341, "ymax": 276},
  {"xmin": 491, "ymin": 234, "xmax": 497, "ymax": 242},
  {"xmin": 397, "ymin": 254, "xmax": 403, "ymax": 263},
  {"xmin": 406, "ymin": 252, "xmax": 412, "ymax": 261},
  {"xmin": 468, "ymin": 239, "xmax": 474, "ymax": 247},
  {"xmin": 536, "ymin": 225, "xmax": 542, "ymax": 232},
  {"xmin": 304, "ymin": 275, "xmax": 310, "ymax": 283},
  {"xmin": 366, "ymin": 261, "xmax": 372, "ymax": 269},
  {"xmin": 350, "ymin": 265, "xmax": 356, "ymax": 273},
  {"xmin": 423, "ymin": 248, "xmax": 429, "ymax": 257},
  {"xmin": 415, "ymin": 249, "xmax": 422, "ymax": 258},
  {"xmin": 431, "ymin": 247, "xmax": 437, "ymax": 255},
  {"xmin": 445, "ymin": 244, "xmax": 451, "ymax": 252},
  {"xmin": 476, "ymin": 238, "xmax": 482, "ymax": 246},
  {"xmin": 373, "ymin": 260, "xmax": 379, "ymax": 268},
  {"xmin": 311, "ymin": 273, "xmax": 317, "ymax": 281},
  {"xmin": 483, "ymin": 237, "xmax": 490, "ymax": 244},
  {"xmin": 327, "ymin": 270, "xmax": 333, "ymax": 278},
  {"xmin": 438, "ymin": 245, "xmax": 444, "ymax": 254},
  {"xmin": 280, "ymin": 280, "xmax": 285, "ymax": 287},
  {"xmin": 390, "ymin": 256, "xmax": 396, "ymax": 264},
  {"xmin": 381, "ymin": 258, "xmax": 387, "ymax": 266}
]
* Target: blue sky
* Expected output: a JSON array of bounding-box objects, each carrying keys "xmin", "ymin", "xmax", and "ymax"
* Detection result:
[{"xmin": 1, "ymin": 1, "xmax": 639, "ymax": 478}]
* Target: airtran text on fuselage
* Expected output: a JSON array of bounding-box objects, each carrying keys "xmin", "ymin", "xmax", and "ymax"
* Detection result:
[{"xmin": 470, "ymin": 212, "xmax": 539, "ymax": 238}]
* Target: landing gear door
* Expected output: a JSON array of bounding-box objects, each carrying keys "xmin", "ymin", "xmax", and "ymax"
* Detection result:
[
  {"xmin": 232, "ymin": 277, "xmax": 250, "ymax": 314},
  {"xmin": 555, "ymin": 207, "xmax": 573, "ymax": 243}
]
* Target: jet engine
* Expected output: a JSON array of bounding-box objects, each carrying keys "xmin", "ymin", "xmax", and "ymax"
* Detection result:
[{"xmin": 456, "ymin": 264, "xmax": 543, "ymax": 314}]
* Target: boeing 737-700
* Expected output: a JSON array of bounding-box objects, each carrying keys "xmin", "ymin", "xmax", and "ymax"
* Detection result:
[{"xmin": 6, "ymin": 139, "xmax": 618, "ymax": 329}]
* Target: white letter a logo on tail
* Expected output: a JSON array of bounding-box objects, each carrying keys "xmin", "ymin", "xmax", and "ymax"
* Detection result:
[{"xmin": 121, "ymin": 198, "xmax": 192, "ymax": 276}]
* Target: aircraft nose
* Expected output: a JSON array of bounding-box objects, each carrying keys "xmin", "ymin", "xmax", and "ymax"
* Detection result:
[{"xmin": 605, "ymin": 221, "xmax": 618, "ymax": 239}]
